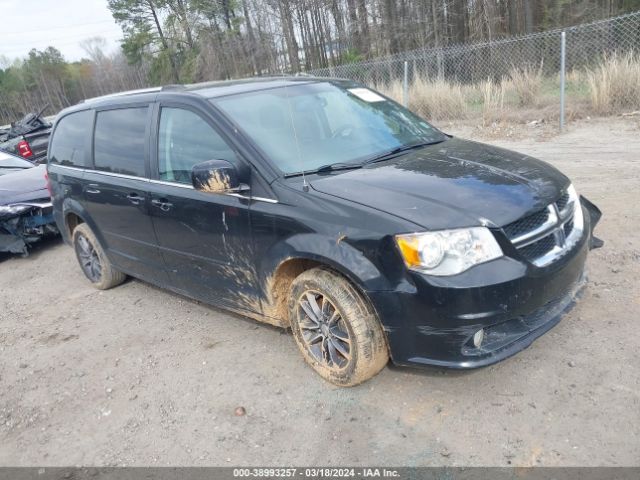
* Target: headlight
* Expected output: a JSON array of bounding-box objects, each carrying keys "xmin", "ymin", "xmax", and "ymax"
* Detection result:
[
  {"xmin": 0, "ymin": 204, "xmax": 32, "ymax": 218},
  {"xmin": 395, "ymin": 227, "xmax": 503, "ymax": 276}
]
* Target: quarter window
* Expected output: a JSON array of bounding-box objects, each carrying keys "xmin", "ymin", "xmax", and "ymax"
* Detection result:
[
  {"xmin": 158, "ymin": 107, "xmax": 237, "ymax": 184},
  {"xmin": 49, "ymin": 110, "xmax": 92, "ymax": 167},
  {"xmin": 94, "ymin": 107, "xmax": 148, "ymax": 177}
]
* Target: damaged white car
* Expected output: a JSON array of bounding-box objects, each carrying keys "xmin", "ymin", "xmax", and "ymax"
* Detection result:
[{"xmin": 0, "ymin": 151, "xmax": 58, "ymax": 255}]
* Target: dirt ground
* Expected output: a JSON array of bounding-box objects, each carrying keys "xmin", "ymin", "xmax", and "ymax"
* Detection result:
[{"xmin": 0, "ymin": 117, "xmax": 638, "ymax": 467}]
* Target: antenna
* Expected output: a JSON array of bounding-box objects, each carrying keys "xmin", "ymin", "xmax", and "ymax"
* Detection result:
[{"xmin": 282, "ymin": 79, "xmax": 308, "ymax": 192}]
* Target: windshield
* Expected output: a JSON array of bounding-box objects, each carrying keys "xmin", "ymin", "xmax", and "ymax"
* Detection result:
[{"xmin": 212, "ymin": 82, "xmax": 446, "ymax": 175}]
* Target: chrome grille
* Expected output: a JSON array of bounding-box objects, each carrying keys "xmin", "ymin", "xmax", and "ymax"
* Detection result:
[
  {"xmin": 563, "ymin": 218, "xmax": 574, "ymax": 237},
  {"xmin": 502, "ymin": 188, "xmax": 583, "ymax": 267},
  {"xmin": 503, "ymin": 209, "xmax": 550, "ymax": 240},
  {"xmin": 518, "ymin": 234, "xmax": 557, "ymax": 262},
  {"xmin": 556, "ymin": 192, "xmax": 570, "ymax": 213}
]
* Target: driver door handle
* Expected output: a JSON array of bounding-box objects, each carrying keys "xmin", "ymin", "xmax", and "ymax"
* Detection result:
[
  {"xmin": 152, "ymin": 198, "xmax": 173, "ymax": 212},
  {"xmin": 126, "ymin": 193, "xmax": 143, "ymax": 205}
]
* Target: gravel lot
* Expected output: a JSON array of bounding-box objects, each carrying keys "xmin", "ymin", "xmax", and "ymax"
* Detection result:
[{"xmin": 1, "ymin": 118, "xmax": 639, "ymax": 467}]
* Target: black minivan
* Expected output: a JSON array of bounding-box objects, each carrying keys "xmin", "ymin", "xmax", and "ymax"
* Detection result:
[{"xmin": 47, "ymin": 78, "xmax": 602, "ymax": 386}]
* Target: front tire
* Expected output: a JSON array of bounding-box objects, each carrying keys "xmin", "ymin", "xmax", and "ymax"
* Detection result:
[
  {"xmin": 288, "ymin": 267, "xmax": 388, "ymax": 386},
  {"xmin": 72, "ymin": 223, "xmax": 126, "ymax": 290}
]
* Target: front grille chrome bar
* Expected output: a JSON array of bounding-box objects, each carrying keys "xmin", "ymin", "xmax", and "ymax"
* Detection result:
[
  {"xmin": 532, "ymin": 206, "xmax": 584, "ymax": 267},
  {"xmin": 510, "ymin": 204, "xmax": 558, "ymax": 247},
  {"xmin": 502, "ymin": 185, "xmax": 584, "ymax": 268}
]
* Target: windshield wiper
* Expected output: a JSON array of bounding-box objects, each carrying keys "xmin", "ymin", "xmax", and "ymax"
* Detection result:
[
  {"xmin": 316, "ymin": 162, "xmax": 363, "ymax": 173},
  {"xmin": 362, "ymin": 139, "xmax": 445, "ymax": 166},
  {"xmin": 283, "ymin": 139, "xmax": 445, "ymax": 178},
  {"xmin": 284, "ymin": 162, "xmax": 362, "ymax": 178}
]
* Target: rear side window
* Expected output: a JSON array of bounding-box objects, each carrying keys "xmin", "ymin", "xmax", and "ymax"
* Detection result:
[
  {"xmin": 49, "ymin": 110, "xmax": 92, "ymax": 167},
  {"xmin": 94, "ymin": 107, "xmax": 148, "ymax": 177}
]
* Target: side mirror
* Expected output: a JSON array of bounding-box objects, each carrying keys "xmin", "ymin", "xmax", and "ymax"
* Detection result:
[{"xmin": 191, "ymin": 160, "xmax": 248, "ymax": 194}]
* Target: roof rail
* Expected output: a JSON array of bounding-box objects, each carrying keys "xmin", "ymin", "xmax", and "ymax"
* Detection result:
[
  {"xmin": 161, "ymin": 84, "xmax": 186, "ymax": 91},
  {"xmin": 80, "ymin": 86, "xmax": 165, "ymax": 104},
  {"xmin": 181, "ymin": 80, "xmax": 229, "ymax": 89}
]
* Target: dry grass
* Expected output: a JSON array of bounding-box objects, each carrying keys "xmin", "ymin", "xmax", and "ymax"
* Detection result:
[
  {"xmin": 376, "ymin": 76, "xmax": 467, "ymax": 119},
  {"xmin": 375, "ymin": 79, "xmax": 404, "ymax": 105},
  {"xmin": 509, "ymin": 63, "xmax": 544, "ymax": 106},
  {"xmin": 409, "ymin": 77, "xmax": 467, "ymax": 119},
  {"xmin": 566, "ymin": 68, "xmax": 586, "ymax": 85},
  {"xmin": 587, "ymin": 52, "xmax": 640, "ymax": 115},
  {"xmin": 479, "ymin": 79, "xmax": 505, "ymax": 125},
  {"xmin": 372, "ymin": 52, "xmax": 639, "ymax": 125}
]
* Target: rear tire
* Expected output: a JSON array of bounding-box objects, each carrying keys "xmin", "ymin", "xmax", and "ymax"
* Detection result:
[
  {"xmin": 72, "ymin": 223, "xmax": 126, "ymax": 290},
  {"xmin": 288, "ymin": 267, "xmax": 388, "ymax": 386}
]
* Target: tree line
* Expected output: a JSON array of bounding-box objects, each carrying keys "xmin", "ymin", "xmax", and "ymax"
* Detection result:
[
  {"xmin": 1, "ymin": 0, "xmax": 639, "ymax": 124},
  {"xmin": 0, "ymin": 42, "xmax": 146, "ymax": 125}
]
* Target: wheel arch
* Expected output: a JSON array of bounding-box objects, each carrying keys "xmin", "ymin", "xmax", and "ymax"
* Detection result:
[
  {"xmin": 61, "ymin": 199, "xmax": 107, "ymax": 249},
  {"xmin": 258, "ymin": 233, "xmax": 390, "ymax": 327}
]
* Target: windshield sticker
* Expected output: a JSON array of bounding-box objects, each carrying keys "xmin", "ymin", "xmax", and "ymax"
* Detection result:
[{"xmin": 348, "ymin": 88, "xmax": 386, "ymax": 102}]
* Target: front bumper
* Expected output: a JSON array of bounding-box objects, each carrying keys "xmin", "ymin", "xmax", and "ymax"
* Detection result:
[
  {"xmin": 369, "ymin": 198, "xmax": 602, "ymax": 369},
  {"xmin": 0, "ymin": 202, "xmax": 58, "ymax": 254}
]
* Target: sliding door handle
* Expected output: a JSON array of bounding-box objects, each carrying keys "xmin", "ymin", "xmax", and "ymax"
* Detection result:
[
  {"xmin": 84, "ymin": 183, "xmax": 101, "ymax": 194},
  {"xmin": 151, "ymin": 198, "xmax": 173, "ymax": 212}
]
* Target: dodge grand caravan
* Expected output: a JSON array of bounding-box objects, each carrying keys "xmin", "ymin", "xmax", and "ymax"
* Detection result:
[{"xmin": 47, "ymin": 77, "xmax": 602, "ymax": 386}]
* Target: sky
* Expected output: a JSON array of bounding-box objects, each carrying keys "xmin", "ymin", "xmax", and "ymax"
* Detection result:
[{"xmin": 0, "ymin": 0, "xmax": 123, "ymax": 64}]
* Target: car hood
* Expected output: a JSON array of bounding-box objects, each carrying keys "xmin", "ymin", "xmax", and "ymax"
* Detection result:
[
  {"xmin": 0, "ymin": 164, "xmax": 49, "ymax": 205},
  {"xmin": 310, "ymin": 137, "xmax": 569, "ymax": 230}
]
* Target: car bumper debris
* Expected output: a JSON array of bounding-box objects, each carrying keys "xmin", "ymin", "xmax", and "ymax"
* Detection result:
[{"xmin": 0, "ymin": 202, "xmax": 58, "ymax": 255}]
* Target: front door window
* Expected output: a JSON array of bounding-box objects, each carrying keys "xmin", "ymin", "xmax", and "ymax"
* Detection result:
[{"xmin": 158, "ymin": 107, "xmax": 237, "ymax": 183}]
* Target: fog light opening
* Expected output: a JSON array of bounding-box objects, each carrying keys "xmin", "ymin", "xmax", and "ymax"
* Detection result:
[{"xmin": 473, "ymin": 329, "xmax": 485, "ymax": 348}]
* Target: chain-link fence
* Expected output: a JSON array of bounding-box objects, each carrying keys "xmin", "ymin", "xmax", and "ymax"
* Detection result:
[{"xmin": 309, "ymin": 12, "xmax": 640, "ymax": 127}]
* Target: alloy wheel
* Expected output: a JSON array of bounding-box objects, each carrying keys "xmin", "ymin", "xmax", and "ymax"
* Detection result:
[
  {"xmin": 76, "ymin": 234, "xmax": 102, "ymax": 282},
  {"xmin": 297, "ymin": 290, "xmax": 352, "ymax": 370}
]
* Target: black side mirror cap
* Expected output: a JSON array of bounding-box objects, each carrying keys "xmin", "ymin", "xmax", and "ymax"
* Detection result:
[{"xmin": 191, "ymin": 160, "xmax": 248, "ymax": 194}]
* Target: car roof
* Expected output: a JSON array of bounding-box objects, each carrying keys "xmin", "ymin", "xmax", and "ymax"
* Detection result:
[
  {"xmin": 78, "ymin": 76, "xmax": 349, "ymax": 105},
  {"xmin": 185, "ymin": 76, "xmax": 342, "ymax": 98},
  {"xmin": 52, "ymin": 76, "xmax": 355, "ymax": 122}
]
